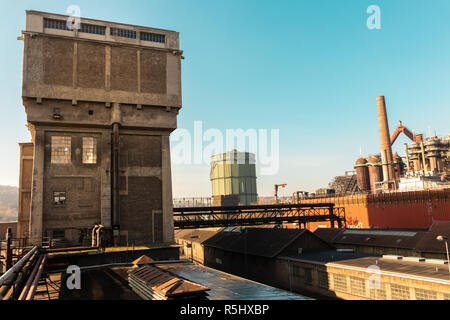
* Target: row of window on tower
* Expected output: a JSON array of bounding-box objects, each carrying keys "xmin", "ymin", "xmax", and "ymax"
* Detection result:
[{"xmin": 51, "ymin": 136, "xmax": 97, "ymax": 164}]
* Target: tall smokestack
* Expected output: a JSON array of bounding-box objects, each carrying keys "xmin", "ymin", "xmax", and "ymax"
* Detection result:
[{"xmin": 376, "ymin": 96, "xmax": 394, "ymax": 181}]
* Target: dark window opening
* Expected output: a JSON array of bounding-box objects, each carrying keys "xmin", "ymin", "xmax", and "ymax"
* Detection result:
[
  {"xmin": 79, "ymin": 23, "xmax": 106, "ymax": 35},
  {"xmin": 140, "ymin": 31, "xmax": 165, "ymax": 43},
  {"xmin": 53, "ymin": 191, "xmax": 66, "ymax": 205},
  {"xmin": 88, "ymin": 110, "xmax": 94, "ymax": 115},
  {"xmin": 52, "ymin": 230, "xmax": 65, "ymax": 239}
]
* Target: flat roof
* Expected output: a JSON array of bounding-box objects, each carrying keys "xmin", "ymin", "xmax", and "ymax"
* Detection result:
[
  {"xmin": 157, "ymin": 262, "xmax": 310, "ymax": 300},
  {"xmin": 279, "ymin": 250, "xmax": 450, "ymax": 285}
]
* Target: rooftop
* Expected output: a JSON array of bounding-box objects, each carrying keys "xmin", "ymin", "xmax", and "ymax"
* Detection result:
[
  {"xmin": 203, "ymin": 227, "xmax": 316, "ymax": 258},
  {"xmin": 279, "ymin": 250, "xmax": 450, "ymax": 284},
  {"xmin": 314, "ymin": 220, "xmax": 450, "ymax": 254},
  {"xmin": 157, "ymin": 262, "xmax": 310, "ymax": 300},
  {"xmin": 25, "ymin": 10, "xmax": 180, "ymax": 51}
]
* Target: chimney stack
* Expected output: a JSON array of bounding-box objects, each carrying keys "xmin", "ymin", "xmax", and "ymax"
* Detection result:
[{"xmin": 376, "ymin": 96, "xmax": 394, "ymax": 181}]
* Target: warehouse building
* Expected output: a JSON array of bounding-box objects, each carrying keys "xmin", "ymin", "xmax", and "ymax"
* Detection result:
[{"xmin": 190, "ymin": 227, "xmax": 450, "ymax": 300}]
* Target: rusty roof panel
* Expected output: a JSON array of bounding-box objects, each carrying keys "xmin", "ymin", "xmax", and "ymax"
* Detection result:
[{"xmin": 128, "ymin": 265, "xmax": 210, "ymax": 300}]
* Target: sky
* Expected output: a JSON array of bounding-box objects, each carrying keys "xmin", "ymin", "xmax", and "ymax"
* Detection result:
[{"xmin": 0, "ymin": 0, "xmax": 449, "ymax": 198}]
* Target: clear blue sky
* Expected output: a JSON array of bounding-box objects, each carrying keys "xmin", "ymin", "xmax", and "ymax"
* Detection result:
[{"xmin": 0, "ymin": 0, "xmax": 449, "ymax": 197}]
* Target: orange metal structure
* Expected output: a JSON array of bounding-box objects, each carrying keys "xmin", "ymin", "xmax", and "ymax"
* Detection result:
[{"xmin": 296, "ymin": 189, "xmax": 450, "ymax": 231}]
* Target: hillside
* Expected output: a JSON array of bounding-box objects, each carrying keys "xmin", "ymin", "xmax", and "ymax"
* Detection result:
[{"xmin": 0, "ymin": 185, "xmax": 18, "ymax": 222}]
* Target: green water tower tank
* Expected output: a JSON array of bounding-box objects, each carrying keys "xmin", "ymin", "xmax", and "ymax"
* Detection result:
[{"xmin": 210, "ymin": 150, "xmax": 258, "ymax": 205}]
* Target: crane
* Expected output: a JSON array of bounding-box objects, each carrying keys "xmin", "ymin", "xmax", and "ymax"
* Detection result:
[{"xmin": 274, "ymin": 184, "xmax": 287, "ymax": 204}]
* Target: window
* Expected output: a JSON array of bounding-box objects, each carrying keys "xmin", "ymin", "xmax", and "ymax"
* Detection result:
[
  {"xmin": 390, "ymin": 284, "xmax": 410, "ymax": 300},
  {"xmin": 51, "ymin": 136, "xmax": 71, "ymax": 163},
  {"xmin": 53, "ymin": 192, "xmax": 66, "ymax": 205},
  {"xmin": 110, "ymin": 27, "xmax": 136, "ymax": 39},
  {"xmin": 444, "ymin": 293, "xmax": 450, "ymax": 300},
  {"xmin": 79, "ymin": 23, "xmax": 106, "ymax": 35},
  {"xmin": 140, "ymin": 31, "xmax": 165, "ymax": 43},
  {"xmin": 369, "ymin": 282, "xmax": 387, "ymax": 300},
  {"xmin": 333, "ymin": 274, "xmax": 347, "ymax": 292},
  {"xmin": 52, "ymin": 230, "xmax": 65, "ymax": 239},
  {"xmin": 304, "ymin": 268, "xmax": 313, "ymax": 285},
  {"xmin": 44, "ymin": 18, "xmax": 106, "ymax": 35},
  {"xmin": 414, "ymin": 288, "xmax": 437, "ymax": 300},
  {"xmin": 82, "ymin": 137, "xmax": 97, "ymax": 164},
  {"xmin": 318, "ymin": 271, "xmax": 329, "ymax": 289},
  {"xmin": 350, "ymin": 277, "xmax": 366, "ymax": 297},
  {"xmin": 44, "ymin": 18, "xmax": 70, "ymax": 31}
]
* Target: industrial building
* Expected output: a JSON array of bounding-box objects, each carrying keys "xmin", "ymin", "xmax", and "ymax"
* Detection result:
[
  {"xmin": 314, "ymin": 220, "xmax": 450, "ymax": 260},
  {"xmin": 174, "ymin": 227, "xmax": 450, "ymax": 300},
  {"xmin": 17, "ymin": 11, "xmax": 183, "ymax": 246}
]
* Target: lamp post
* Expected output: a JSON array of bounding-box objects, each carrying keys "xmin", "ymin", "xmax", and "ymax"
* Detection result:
[{"xmin": 436, "ymin": 235, "xmax": 450, "ymax": 277}]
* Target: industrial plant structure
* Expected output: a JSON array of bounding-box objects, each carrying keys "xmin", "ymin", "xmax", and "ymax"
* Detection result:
[
  {"xmin": 210, "ymin": 150, "xmax": 258, "ymax": 206},
  {"xmin": 17, "ymin": 11, "xmax": 183, "ymax": 246},
  {"xmin": 294, "ymin": 96, "xmax": 450, "ymax": 231},
  {"xmin": 353, "ymin": 96, "xmax": 449, "ymax": 195}
]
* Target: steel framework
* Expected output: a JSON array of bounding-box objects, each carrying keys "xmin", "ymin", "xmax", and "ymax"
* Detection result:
[{"xmin": 173, "ymin": 203, "xmax": 346, "ymax": 229}]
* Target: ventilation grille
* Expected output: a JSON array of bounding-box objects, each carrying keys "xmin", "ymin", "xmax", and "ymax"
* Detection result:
[
  {"xmin": 110, "ymin": 27, "xmax": 136, "ymax": 39},
  {"xmin": 140, "ymin": 32, "xmax": 165, "ymax": 43}
]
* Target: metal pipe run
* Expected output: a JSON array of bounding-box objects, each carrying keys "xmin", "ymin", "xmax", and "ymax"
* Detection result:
[
  {"xmin": 25, "ymin": 254, "xmax": 47, "ymax": 300},
  {"xmin": 0, "ymin": 246, "xmax": 37, "ymax": 288},
  {"xmin": 18, "ymin": 254, "xmax": 43, "ymax": 300},
  {"xmin": 112, "ymin": 121, "xmax": 120, "ymax": 246}
]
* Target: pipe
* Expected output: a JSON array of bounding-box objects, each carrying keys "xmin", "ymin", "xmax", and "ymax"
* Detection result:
[
  {"xmin": 404, "ymin": 143, "xmax": 411, "ymax": 172},
  {"xmin": 91, "ymin": 225, "xmax": 99, "ymax": 247},
  {"xmin": 420, "ymin": 141, "xmax": 428, "ymax": 172},
  {"xmin": 0, "ymin": 246, "xmax": 37, "ymax": 288},
  {"xmin": 1, "ymin": 250, "xmax": 38, "ymax": 300},
  {"xmin": 390, "ymin": 121, "xmax": 415, "ymax": 145},
  {"xmin": 5, "ymin": 228, "xmax": 12, "ymax": 271},
  {"xmin": 96, "ymin": 225, "xmax": 104, "ymax": 248},
  {"xmin": 25, "ymin": 254, "xmax": 47, "ymax": 300},
  {"xmin": 18, "ymin": 254, "xmax": 43, "ymax": 300},
  {"xmin": 112, "ymin": 122, "xmax": 120, "ymax": 246}
]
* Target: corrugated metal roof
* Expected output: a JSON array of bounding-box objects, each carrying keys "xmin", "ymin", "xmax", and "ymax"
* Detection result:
[
  {"xmin": 174, "ymin": 228, "xmax": 223, "ymax": 244},
  {"xmin": 416, "ymin": 220, "xmax": 450, "ymax": 254},
  {"xmin": 313, "ymin": 228, "xmax": 343, "ymax": 243},
  {"xmin": 202, "ymin": 228, "xmax": 308, "ymax": 258},
  {"xmin": 314, "ymin": 224, "xmax": 450, "ymax": 254}
]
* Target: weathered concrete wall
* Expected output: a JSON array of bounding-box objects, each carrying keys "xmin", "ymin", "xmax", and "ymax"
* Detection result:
[
  {"xmin": 118, "ymin": 134, "xmax": 162, "ymax": 245},
  {"xmin": 22, "ymin": 11, "xmax": 181, "ymax": 246},
  {"xmin": 22, "ymin": 35, "xmax": 181, "ymax": 109},
  {"xmin": 17, "ymin": 143, "xmax": 34, "ymax": 240}
]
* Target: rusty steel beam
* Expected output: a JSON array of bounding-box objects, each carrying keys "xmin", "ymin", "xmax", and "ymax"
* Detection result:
[{"xmin": 390, "ymin": 121, "xmax": 415, "ymax": 145}]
